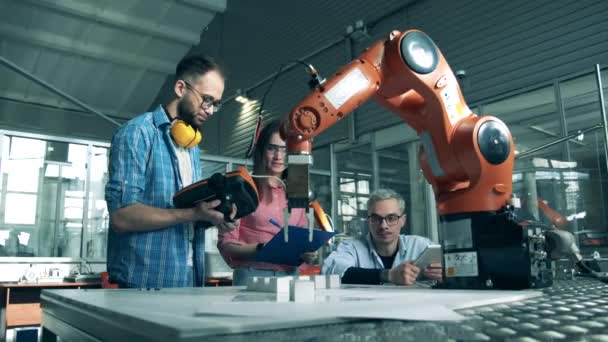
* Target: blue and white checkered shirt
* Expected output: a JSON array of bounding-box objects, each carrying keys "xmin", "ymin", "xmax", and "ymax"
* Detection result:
[{"xmin": 105, "ymin": 105, "xmax": 204, "ymax": 288}]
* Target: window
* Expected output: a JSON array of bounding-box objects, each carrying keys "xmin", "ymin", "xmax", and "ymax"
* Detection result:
[
  {"xmin": 0, "ymin": 134, "xmax": 108, "ymax": 258},
  {"xmin": 335, "ymin": 144, "xmax": 373, "ymax": 237},
  {"xmin": 2, "ymin": 136, "xmax": 45, "ymax": 225}
]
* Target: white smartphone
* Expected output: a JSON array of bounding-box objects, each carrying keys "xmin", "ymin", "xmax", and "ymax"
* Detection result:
[{"xmin": 413, "ymin": 244, "xmax": 442, "ymax": 269}]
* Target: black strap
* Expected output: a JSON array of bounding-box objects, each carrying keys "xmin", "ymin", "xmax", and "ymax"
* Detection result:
[
  {"xmin": 341, "ymin": 267, "xmax": 383, "ymax": 285},
  {"xmin": 379, "ymin": 254, "xmax": 396, "ymax": 270}
]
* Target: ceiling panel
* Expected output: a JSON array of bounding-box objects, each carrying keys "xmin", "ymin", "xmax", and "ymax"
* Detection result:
[{"xmin": 0, "ymin": 0, "xmax": 226, "ymax": 140}]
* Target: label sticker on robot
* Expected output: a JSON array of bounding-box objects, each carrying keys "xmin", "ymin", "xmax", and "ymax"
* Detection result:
[
  {"xmin": 444, "ymin": 251, "xmax": 479, "ymax": 277},
  {"xmin": 440, "ymin": 83, "xmax": 464, "ymax": 122},
  {"xmin": 324, "ymin": 68, "xmax": 369, "ymax": 109}
]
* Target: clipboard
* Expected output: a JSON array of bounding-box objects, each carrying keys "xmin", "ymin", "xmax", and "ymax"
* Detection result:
[{"xmin": 256, "ymin": 226, "xmax": 336, "ymax": 266}]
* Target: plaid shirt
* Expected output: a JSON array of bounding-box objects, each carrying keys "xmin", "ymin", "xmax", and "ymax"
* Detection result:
[{"xmin": 105, "ymin": 105, "xmax": 204, "ymax": 288}]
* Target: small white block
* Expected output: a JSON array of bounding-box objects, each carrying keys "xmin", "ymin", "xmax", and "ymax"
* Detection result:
[
  {"xmin": 290, "ymin": 279, "xmax": 315, "ymax": 302},
  {"xmin": 248, "ymin": 276, "xmax": 295, "ymax": 293},
  {"xmin": 247, "ymin": 276, "xmax": 260, "ymax": 291},
  {"xmin": 311, "ymin": 275, "xmax": 327, "ymax": 289},
  {"xmin": 270, "ymin": 277, "xmax": 291, "ymax": 293},
  {"xmin": 297, "ymin": 275, "xmax": 310, "ymax": 280},
  {"xmin": 253, "ymin": 277, "xmax": 262, "ymax": 291},
  {"xmin": 268, "ymin": 277, "xmax": 278, "ymax": 292},
  {"xmin": 326, "ymin": 274, "xmax": 341, "ymax": 289},
  {"xmin": 261, "ymin": 277, "xmax": 272, "ymax": 291}
]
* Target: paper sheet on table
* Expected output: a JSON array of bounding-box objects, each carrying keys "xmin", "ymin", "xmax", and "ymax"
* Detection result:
[
  {"xmin": 195, "ymin": 286, "xmax": 542, "ymax": 322},
  {"xmin": 196, "ymin": 300, "xmax": 464, "ymax": 321}
]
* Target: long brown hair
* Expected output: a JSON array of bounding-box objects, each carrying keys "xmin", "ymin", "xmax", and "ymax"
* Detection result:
[{"xmin": 252, "ymin": 120, "xmax": 286, "ymax": 204}]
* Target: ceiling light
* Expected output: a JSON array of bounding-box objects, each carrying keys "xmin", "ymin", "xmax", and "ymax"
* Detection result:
[{"xmin": 235, "ymin": 89, "xmax": 250, "ymax": 104}]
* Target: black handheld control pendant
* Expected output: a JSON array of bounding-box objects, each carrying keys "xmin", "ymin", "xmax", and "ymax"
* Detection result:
[
  {"xmin": 173, "ymin": 167, "xmax": 260, "ymax": 228},
  {"xmin": 208, "ymin": 173, "xmax": 234, "ymax": 222}
]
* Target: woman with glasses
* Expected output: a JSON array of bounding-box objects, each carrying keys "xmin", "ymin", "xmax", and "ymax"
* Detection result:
[
  {"xmin": 322, "ymin": 188, "xmax": 442, "ymax": 285},
  {"xmin": 217, "ymin": 120, "xmax": 319, "ymax": 285}
]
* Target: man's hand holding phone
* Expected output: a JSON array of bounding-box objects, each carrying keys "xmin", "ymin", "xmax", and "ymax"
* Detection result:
[
  {"xmin": 422, "ymin": 263, "xmax": 443, "ymax": 281},
  {"xmin": 414, "ymin": 244, "xmax": 443, "ymax": 282}
]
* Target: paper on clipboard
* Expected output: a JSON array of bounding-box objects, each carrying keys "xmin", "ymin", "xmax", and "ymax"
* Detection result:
[{"xmin": 255, "ymin": 226, "xmax": 336, "ymax": 266}]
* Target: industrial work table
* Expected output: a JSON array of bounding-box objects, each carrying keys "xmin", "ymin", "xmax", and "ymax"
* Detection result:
[
  {"xmin": 39, "ymin": 278, "xmax": 608, "ymax": 341},
  {"xmin": 0, "ymin": 281, "xmax": 100, "ymax": 341}
]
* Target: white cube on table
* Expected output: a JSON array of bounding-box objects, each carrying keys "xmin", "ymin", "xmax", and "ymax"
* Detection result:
[
  {"xmin": 270, "ymin": 276, "xmax": 291, "ymax": 293},
  {"xmin": 289, "ymin": 279, "xmax": 315, "ymax": 302},
  {"xmin": 311, "ymin": 275, "xmax": 327, "ymax": 289},
  {"xmin": 326, "ymin": 274, "xmax": 341, "ymax": 289}
]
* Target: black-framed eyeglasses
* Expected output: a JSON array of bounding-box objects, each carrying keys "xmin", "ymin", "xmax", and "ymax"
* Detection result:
[
  {"xmin": 182, "ymin": 80, "xmax": 222, "ymax": 112},
  {"xmin": 266, "ymin": 143, "xmax": 287, "ymax": 154},
  {"xmin": 368, "ymin": 213, "xmax": 405, "ymax": 226}
]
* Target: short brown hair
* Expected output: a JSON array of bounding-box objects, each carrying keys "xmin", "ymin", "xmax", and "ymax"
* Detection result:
[{"xmin": 175, "ymin": 55, "xmax": 224, "ymax": 82}]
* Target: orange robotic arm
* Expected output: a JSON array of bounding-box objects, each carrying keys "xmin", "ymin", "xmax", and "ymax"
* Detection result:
[
  {"xmin": 280, "ymin": 29, "xmax": 514, "ymax": 215},
  {"xmin": 537, "ymin": 199, "xmax": 568, "ymax": 230},
  {"xmin": 279, "ymin": 29, "xmax": 555, "ymax": 290},
  {"xmin": 310, "ymin": 200, "xmax": 332, "ymax": 233}
]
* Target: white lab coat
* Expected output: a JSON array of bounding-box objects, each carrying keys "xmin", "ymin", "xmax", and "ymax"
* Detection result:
[{"xmin": 322, "ymin": 233, "xmax": 433, "ymax": 276}]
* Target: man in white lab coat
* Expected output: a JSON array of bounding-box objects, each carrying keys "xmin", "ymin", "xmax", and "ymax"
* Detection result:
[{"xmin": 322, "ymin": 189, "xmax": 442, "ymax": 285}]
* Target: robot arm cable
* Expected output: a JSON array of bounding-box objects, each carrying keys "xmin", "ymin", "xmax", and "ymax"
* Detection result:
[{"xmin": 245, "ymin": 60, "xmax": 324, "ymax": 159}]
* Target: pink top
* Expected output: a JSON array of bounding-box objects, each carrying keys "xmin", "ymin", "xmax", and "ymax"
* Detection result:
[{"xmin": 217, "ymin": 185, "xmax": 307, "ymax": 271}]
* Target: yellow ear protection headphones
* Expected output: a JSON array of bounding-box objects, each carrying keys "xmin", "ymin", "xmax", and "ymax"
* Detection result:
[
  {"xmin": 164, "ymin": 106, "xmax": 201, "ymax": 148},
  {"xmin": 170, "ymin": 119, "xmax": 202, "ymax": 148},
  {"xmin": 167, "ymin": 80, "xmax": 206, "ymax": 148}
]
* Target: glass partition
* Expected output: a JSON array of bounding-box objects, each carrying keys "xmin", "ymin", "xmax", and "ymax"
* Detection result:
[
  {"xmin": 559, "ymin": 73, "xmax": 608, "ymax": 248},
  {"xmin": 560, "ymin": 71, "xmax": 608, "ymax": 253},
  {"xmin": 0, "ymin": 136, "xmax": 91, "ymax": 257},
  {"xmin": 310, "ymin": 172, "xmax": 331, "ymax": 217},
  {"xmin": 487, "ymin": 68, "xmax": 608, "ymax": 255},
  {"xmin": 0, "ymin": 136, "xmax": 45, "ymax": 256},
  {"xmin": 335, "ymin": 144, "xmax": 372, "ymax": 238},
  {"xmin": 484, "ymin": 85, "xmax": 561, "ymax": 159},
  {"xmin": 55, "ymin": 142, "xmax": 88, "ymax": 258},
  {"xmin": 85, "ymin": 146, "xmax": 110, "ymax": 260},
  {"xmin": 377, "ymin": 143, "xmax": 411, "ymax": 233},
  {"xmin": 202, "ymin": 160, "xmax": 229, "ymax": 179}
]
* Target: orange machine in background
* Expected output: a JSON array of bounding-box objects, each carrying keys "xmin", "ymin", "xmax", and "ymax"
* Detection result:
[{"xmin": 537, "ymin": 199, "xmax": 569, "ymax": 230}]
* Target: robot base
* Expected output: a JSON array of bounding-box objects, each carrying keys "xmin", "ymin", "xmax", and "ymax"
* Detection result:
[{"xmin": 436, "ymin": 209, "xmax": 554, "ymax": 290}]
